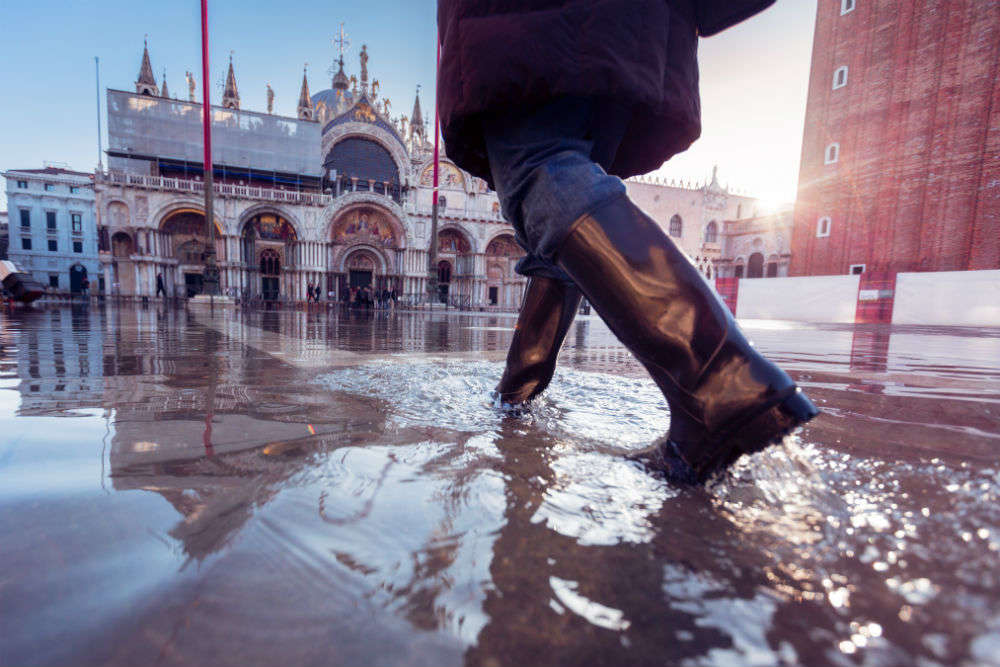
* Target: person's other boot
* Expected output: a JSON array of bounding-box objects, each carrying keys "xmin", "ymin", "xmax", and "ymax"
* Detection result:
[
  {"xmin": 556, "ymin": 194, "xmax": 819, "ymax": 482},
  {"xmin": 493, "ymin": 276, "xmax": 583, "ymax": 408}
]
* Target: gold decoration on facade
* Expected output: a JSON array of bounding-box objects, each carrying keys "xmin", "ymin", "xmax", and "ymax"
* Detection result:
[{"xmin": 353, "ymin": 102, "xmax": 377, "ymax": 123}]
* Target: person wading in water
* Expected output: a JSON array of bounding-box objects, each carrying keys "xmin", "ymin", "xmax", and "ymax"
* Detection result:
[{"xmin": 437, "ymin": 0, "xmax": 818, "ymax": 482}]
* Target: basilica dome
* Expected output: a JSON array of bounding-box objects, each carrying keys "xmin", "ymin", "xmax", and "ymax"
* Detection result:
[{"xmin": 311, "ymin": 88, "xmax": 355, "ymax": 125}]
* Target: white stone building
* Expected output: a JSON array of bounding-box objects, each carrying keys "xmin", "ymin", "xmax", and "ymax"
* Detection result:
[
  {"xmin": 3, "ymin": 167, "xmax": 100, "ymax": 293},
  {"xmin": 94, "ymin": 40, "xmax": 779, "ymax": 309}
]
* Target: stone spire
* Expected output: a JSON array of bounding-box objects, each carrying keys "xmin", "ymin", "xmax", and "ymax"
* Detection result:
[
  {"xmin": 298, "ymin": 66, "xmax": 314, "ymax": 121},
  {"xmin": 135, "ymin": 37, "xmax": 159, "ymax": 96},
  {"xmin": 410, "ymin": 85, "xmax": 425, "ymax": 146},
  {"xmin": 160, "ymin": 68, "xmax": 170, "ymax": 98},
  {"xmin": 221, "ymin": 53, "xmax": 240, "ymax": 109}
]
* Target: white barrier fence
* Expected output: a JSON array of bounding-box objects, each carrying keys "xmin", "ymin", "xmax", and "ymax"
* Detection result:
[
  {"xmin": 728, "ymin": 270, "xmax": 1000, "ymax": 327},
  {"xmin": 736, "ymin": 275, "xmax": 861, "ymax": 323},
  {"xmin": 893, "ymin": 270, "xmax": 1000, "ymax": 327}
]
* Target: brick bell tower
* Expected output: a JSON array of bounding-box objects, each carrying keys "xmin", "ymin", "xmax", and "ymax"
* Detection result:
[{"xmin": 790, "ymin": 0, "xmax": 1000, "ymax": 276}]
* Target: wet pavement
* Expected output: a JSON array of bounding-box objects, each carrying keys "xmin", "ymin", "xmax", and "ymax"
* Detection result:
[{"xmin": 1, "ymin": 303, "xmax": 999, "ymax": 667}]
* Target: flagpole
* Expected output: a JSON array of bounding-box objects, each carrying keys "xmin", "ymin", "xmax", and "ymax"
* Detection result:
[
  {"xmin": 95, "ymin": 57, "xmax": 103, "ymax": 172},
  {"xmin": 200, "ymin": 0, "xmax": 219, "ymax": 297},
  {"xmin": 427, "ymin": 36, "xmax": 441, "ymax": 305}
]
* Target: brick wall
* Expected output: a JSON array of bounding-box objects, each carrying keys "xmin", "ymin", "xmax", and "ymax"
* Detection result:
[{"xmin": 790, "ymin": 0, "xmax": 1000, "ymax": 276}]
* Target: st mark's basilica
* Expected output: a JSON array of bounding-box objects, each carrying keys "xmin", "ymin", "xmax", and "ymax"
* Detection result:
[{"xmin": 94, "ymin": 38, "xmax": 783, "ymax": 309}]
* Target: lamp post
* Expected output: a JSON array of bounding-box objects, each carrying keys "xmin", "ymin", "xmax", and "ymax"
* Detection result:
[
  {"xmin": 426, "ymin": 37, "xmax": 441, "ymax": 305},
  {"xmin": 200, "ymin": 0, "xmax": 220, "ymax": 297}
]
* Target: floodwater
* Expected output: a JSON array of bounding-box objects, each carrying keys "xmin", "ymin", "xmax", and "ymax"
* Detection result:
[{"xmin": 1, "ymin": 303, "xmax": 999, "ymax": 667}]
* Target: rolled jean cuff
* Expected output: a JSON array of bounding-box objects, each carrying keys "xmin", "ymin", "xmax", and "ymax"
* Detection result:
[{"xmin": 514, "ymin": 255, "xmax": 576, "ymax": 284}]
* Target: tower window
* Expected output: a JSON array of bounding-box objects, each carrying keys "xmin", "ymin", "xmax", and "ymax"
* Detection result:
[
  {"xmin": 825, "ymin": 143, "xmax": 840, "ymax": 164},
  {"xmin": 833, "ymin": 66, "xmax": 848, "ymax": 90},
  {"xmin": 16, "ymin": 180, "xmax": 27, "ymax": 189},
  {"xmin": 816, "ymin": 216, "xmax": 832, "ymax": 238},
  {"xmin": 841, "ymin": 0, "xmax": 855, "ymax": 14}
]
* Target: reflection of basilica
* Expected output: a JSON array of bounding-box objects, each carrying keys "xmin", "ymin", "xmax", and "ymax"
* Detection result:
[{"xmin": 96, "ymin": 41, "xmax": 529, "ymax": 309}]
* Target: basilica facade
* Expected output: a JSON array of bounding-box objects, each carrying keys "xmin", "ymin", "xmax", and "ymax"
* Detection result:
[{"xmin": 94, "ymin": 41, "xmax": 781, "ymax": 310}]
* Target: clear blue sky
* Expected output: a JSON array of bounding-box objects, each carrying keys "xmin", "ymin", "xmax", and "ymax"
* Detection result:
[{"xmin": 0, "ymin": 0, "xmax": 816, "ymax": 211}]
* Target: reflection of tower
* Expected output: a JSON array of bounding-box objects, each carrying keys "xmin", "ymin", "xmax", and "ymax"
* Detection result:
[{"xmin": 849, "ymin": 324, "xmax": 892, "ymax": 374}]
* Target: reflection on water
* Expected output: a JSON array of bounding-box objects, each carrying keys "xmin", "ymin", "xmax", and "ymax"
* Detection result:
[{"xmin": 1, "ymin": 304, "xmax": 999, "ymax": 667}]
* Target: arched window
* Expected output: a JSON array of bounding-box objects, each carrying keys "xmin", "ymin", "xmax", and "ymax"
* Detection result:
[
  {"xmin": 669, "ymin": 214, "xmax": 683, "ymax": 237},
  {"xmin": 704, "ymin": 220, "xmax": 718, "ymax": 244},
  {"xmin": 111, "ymin": 232, "xmax": 133, "ymax": 258},
  {"xmin": 437, "ymin": 196, "xmax": 447, "ymax": 210},
  {"xmin": 734, "ymin": 264, "xmax": 745, "ymax": 279},
  {"xmin": 747, "ymin": 252, "xmax": 765, "ymax": 278},
  {"xmin": 324, "ymin": 137, "xmax": 400, "ymax": 201}
]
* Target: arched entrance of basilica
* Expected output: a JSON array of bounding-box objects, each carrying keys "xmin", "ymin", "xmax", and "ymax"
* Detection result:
[
  {"xmin": 111, "ymin": 231, "xmax": 135, "ymax": 295},
  {"xmin": 437, "ymin": 228, "xmax": 473, "ymax": 306},
  {"xmin": 485, "ymin": 233, "xmax": 525, "ymax": 309},
  {"xmin": 330, "ymin": 205, "xmax": 402, "ymax": 301},
  {"xmin": 241, "ymin": 212, "xmax": 298, "ymax": 300},
  {"xmin": 161, "ymin": 209, "xmax": 223, "ymax": 297}
]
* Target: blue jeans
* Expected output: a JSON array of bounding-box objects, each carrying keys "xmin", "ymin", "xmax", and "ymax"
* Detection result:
[{"xmin": 483, "ymin": 97, "xmax": 633, "ymax": 282}]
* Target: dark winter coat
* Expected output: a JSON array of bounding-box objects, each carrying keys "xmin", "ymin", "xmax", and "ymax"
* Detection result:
[{"xmin": 437, "ymin": 0, "xmax": 775, "ymax": 186}]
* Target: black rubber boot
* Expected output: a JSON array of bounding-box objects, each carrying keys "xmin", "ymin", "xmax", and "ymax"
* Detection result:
[
  {"xmin": 555, "ymin": 194, "xmax": 819, "ymax": 481},
  {"xmin": 493, "ymin": 276, "xmax": 583, "ymax": 409}
]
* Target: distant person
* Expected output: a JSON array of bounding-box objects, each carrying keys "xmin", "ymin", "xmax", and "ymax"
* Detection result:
[
  {"xmin": 81, "ymin": 277, "xmax": 90, "ymax": 297},
  {"xmin": 155, "ymin": 273, "xmax": 166, "ymax": 298},
  {"xmin": 437, "ymin": 0, "xmax": 818, "ymax": 481},
  {"xmin": 306, "ymin": 283, "xmax": 314, "ymax": 303}
]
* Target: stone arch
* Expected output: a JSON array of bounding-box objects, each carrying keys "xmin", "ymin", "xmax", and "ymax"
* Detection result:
[
  {"xmin": 325, "ymin": 195, "xmax": 408, "ymax": 249},
  {"xmin": 766, "ymin": 253, "xmax": 780, "ymax": 278},
  {"xmin": 321, "ymin": 124, "xmax": 410, "ymax": 187},
  {"xmin": 237, "ymin": 204, "xmax": 302, "ymax": 238},
  {"xmin": 329, "ymin": 203, "xmax": 404, "ymax": 252},
  {"xmin": 418, "ymin": 159, "xmax": 470, "ymax": 192},
  {"xmin": 438, "ymin": 224, "xmax": 476, "ymax": 254},
  {"xmin": 704, "ymin": 220, "xmax": 718, "ymax": 244},
  {"xmin": 733, "ymin": 256, "xmax": 746, "ymax": 279},
  {"xmin": 748, "ymin": 252, "xmax": 765, "ymax": 279},
  {"xmin": 157, "ymin": 205, "xmax": 223, "ymax": 236},
  {"xmin": 338, "ymin": 244, "xmax": 390, "ymax": 274}
]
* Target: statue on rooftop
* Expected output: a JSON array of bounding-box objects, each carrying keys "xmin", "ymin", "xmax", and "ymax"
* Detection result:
[{"xmin": 266, "ymin": 83, "xmax": 274, "ymax": 114}]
